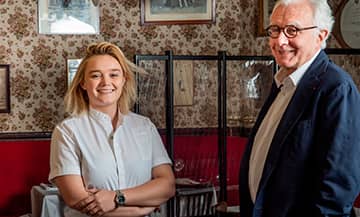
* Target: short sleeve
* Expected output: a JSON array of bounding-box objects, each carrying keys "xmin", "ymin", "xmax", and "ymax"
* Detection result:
[
  {"xmin": 149, "ymin": 121, "xmax": 172, "ymax": 167},
  {"xmin": 48, "ymin": 124, "xmax": 82, "ymax": 182}
]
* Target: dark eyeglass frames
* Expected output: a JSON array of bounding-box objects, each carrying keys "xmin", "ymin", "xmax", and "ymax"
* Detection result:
[{"xmin": 266, "ymin": 25, "xmax": 318, "ymax": 38}]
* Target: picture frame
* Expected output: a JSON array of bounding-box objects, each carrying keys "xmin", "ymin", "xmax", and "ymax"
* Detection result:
[
  {"xmin": 333, "ymin": 0, "xmax": 360, "ymax": 48},
  {"xmin": 38, "ymin": 0, "xmax": 100, "ymax": 34},
  {"xmin": 0, "ymin": 65, "xmax": 10, "ymax": 113},
  {"xmin": 257, "ymin": 0, "xmax": 276, "ymax": 36},
  {"xmin": 66, "ymin": 59, "xmax": 82, "ymax": 88},
  {"xmin": 174, "ymin": 60, "xmax": 194, "ymax": 106},
  {"xmin": 140, "ymin": 0, "xmax": 216, "ymax": 25}
]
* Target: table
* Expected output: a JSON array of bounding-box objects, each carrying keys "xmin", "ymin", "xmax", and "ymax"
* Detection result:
[
  {"xmin": 31, "ymin": 185, "xmax": 65, "ymax": 217},
  {"xmin": 216, "ymin": 206, "xmax": 240, "ymax": 217}
]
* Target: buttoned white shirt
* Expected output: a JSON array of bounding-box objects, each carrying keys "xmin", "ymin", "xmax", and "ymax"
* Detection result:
[
  {"xmin": 49, "ymin": 108, "xmax": 171, "ymax": 217},
  {"xmin": 248, "ymin": 50, "xmax": 321, "ymax": 202}
]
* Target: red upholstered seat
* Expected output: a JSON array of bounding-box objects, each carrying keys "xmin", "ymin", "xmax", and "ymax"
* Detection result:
[{"xmin": 0, "ymin": 140, "xmax": 51, "ymax": 216}]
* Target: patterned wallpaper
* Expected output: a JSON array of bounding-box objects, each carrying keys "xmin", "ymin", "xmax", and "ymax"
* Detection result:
[{"xmin": 0, "ymin": 0, "xmax": 358, "ymax": 133}]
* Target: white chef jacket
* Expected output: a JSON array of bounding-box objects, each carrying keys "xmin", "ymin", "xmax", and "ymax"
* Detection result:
[{"xmin": 49, "ymin": 108, "xmax": 171, "ymax": 217}]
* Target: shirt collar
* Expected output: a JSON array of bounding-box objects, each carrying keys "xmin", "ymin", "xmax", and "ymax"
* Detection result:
[
  {"xmin": 89, "ymin": 107, "xmax": 110, "ymax": 121},
  {"xmin": 274, "ymin": 49, "xmax": 321, "ymax": 89},
  {"xmin": 89, "ymin": 107, "xmax": 124, "ymax": 127}
]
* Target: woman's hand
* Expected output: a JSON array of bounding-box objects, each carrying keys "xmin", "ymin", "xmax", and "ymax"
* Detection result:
[
  {"xmin": 73, "ymin": 188, "xmax": 158, "ymax": 217},
  {"xmin": 72, "ymin": 188, "xmax": 116, "ymax": 216}
]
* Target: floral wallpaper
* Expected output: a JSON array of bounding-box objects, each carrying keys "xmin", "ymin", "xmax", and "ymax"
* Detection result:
[{"xmin": 0, "ymin": 0, "xmax": 358, "ymax": 133}]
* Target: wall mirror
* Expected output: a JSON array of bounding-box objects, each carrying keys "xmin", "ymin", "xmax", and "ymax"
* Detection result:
[{"xmin": 38, "ymin": 0, "xmax": 100, "ymax": 34}]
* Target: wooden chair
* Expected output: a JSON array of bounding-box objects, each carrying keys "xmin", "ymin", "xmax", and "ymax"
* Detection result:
[{"xmin": 175, "ymin": 186, "xmax": 216, "ymax": 217}]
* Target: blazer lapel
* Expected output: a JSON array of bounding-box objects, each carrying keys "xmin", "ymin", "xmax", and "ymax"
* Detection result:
[{"xmin": 256, "ymin": 51, "xmax": 329, "ymax": 197}]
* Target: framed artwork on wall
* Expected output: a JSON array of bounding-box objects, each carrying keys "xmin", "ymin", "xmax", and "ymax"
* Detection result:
[
  {"xmin": 140, "ymin": 0, "xmax": 216, "ymax": 25},
  {"xmin": 333, "ymin": 0, "xmax": 360, "ymax": 48},
  {"xmin": 258, "ymin": 0, "xmax": 276, "ymax": 36},
  {"xmin": 0, "ymin": 65, "xmax": 10, "ymax": 113},
  {"xmin": 38, "ymin": 0, "xmax": 100, "ymax": 34},
  {"xmin": 174, "ymin": 60, "xmax": 194, "ymax": 106},
  {"xmin": 67, "ymin": 59, "xmax": 82, "ymax": 88}
]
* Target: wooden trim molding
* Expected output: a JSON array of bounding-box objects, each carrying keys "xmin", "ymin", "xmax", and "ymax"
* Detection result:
[
  {"xmin": 0, "ymin": 127, "xmax": 251, "ymax": 141},
  {"xmin": 0, "ymin": 132, "xmax": 52, "ymax": 140}
]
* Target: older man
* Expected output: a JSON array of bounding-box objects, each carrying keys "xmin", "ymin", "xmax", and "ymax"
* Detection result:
[{"xmin": 239, "ymin": 0, "xmax": 360, "ymax": 216}]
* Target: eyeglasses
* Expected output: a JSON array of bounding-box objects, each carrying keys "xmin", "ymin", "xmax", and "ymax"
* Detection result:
[{"xmin": 265, "ymin": 25, "xmax": 318, "ymax": 38}]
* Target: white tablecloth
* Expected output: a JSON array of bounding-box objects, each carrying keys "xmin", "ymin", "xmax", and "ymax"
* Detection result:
[{"xmin": 31, "ymin": 185, "xmax": 65, "ymax": 217}]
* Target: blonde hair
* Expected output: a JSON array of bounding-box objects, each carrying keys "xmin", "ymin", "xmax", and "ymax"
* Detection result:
[{"xmin": 64, "ymin": 42, "xmax": 138, "ymax": 116}]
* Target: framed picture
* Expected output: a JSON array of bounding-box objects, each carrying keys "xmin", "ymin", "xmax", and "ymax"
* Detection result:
[
  {"xmin": 38, "ymin": 0, "xmax": 100, "ymax": 34},
  {"xmin": 174, "ymin": 60, "xmax": 194, "ymax": 106},
  {"xmin": 333, "ymin": 0, "xmax": 360, "ymax": 48},
  {"xmin": 258, "ymin": 0, "xmax": 276, "ymax": 36},
  {"xmin": 140, "ymin": 0, "xmax": 216, "ymax": 25},
  {"xmin": 0, "ymin": 65, "xmax": 10, "ymax": 113},
  {"xmin": 67, "ymin": 59, "xmax": 82, "ymax": 88}
]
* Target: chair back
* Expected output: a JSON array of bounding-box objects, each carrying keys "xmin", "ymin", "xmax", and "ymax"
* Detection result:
[{"xmin": 175, "ymin": 186, "xmax": 215, "ymax": 217}]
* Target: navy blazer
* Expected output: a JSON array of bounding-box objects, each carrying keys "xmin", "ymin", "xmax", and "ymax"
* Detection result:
[{"xmin": 239, "ymin": 51, "xmax": 360, "ymax": 217}]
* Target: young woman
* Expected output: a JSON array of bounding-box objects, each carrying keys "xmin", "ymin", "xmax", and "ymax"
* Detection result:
[{"xmin": 49, "ymin": 42, "xmax": 175, "ymax": 217}]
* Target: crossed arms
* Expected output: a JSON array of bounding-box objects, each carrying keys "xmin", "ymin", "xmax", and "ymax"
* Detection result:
[{"xmin": 53, "ymin": 164, "xmax": 175, "ymax": 217}]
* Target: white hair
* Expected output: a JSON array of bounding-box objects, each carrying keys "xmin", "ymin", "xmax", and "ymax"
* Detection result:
[{"xmin": 272, "ymin": 0, "xmax": 334, "ymax": 48}]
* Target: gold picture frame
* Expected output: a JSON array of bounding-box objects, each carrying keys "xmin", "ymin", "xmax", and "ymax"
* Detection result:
[
  {"xmin": 258, "ymin": 0, "xmax": 276, "ymax": 36},
  {"xmin": 140, "ymin": 0, "xmax": 216, "ymax": 25},
  {"xmin": 0, "ymin": 65, "xmax": 10, "ymax": 113}
]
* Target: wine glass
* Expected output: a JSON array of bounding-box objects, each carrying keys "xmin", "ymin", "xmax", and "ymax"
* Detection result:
[{"xmin": 174, "ymin": 158, "xmax": 185, "ymax": 174}]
